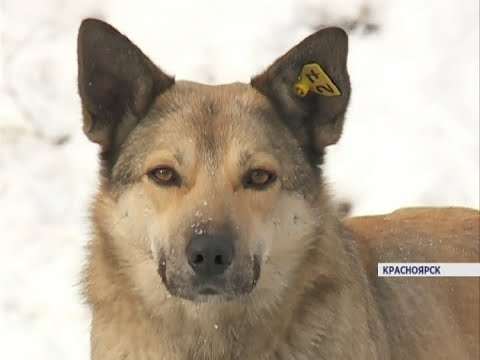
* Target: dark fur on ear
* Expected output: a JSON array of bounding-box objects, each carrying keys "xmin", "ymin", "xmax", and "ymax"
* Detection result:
[
  {"xmin": 251, "ymin": 27, "xmax": 350, "ymax": 165},
  {"xmin": 77, "ymin": 18, "xmax": 174, "ymax": 154}
]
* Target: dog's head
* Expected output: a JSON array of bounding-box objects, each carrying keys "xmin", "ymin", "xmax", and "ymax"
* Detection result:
[{"xmin": 78, "ymin": 19, "xmax": 350, "ymax": 306}]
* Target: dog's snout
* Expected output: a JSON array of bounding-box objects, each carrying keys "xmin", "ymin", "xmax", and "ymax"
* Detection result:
[{"xmin": 186, "ymin": 234, "xmax": 234, "ymax": 277}]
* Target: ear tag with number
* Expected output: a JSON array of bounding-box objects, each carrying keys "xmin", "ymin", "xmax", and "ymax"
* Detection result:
[{"xmin": 294, "ymin": 63, "xmax": 341, "ymax": 97}]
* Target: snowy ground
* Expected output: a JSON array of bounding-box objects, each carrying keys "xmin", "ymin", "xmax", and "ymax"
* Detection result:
[{"xmin": 0, "ymin": 0, "xmax": 478, "ymax": 358}]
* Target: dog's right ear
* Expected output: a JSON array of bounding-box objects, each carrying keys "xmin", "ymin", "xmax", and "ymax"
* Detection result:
[
  {"xmin": 251, "ymin": 28, "xmax": 350, "ymax": 165},
  {"xmin": 77, "ymin": 19, "xmax": 174, "ymax": 150}
]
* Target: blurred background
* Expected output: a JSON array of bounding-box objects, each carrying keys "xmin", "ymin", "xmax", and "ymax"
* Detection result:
[{"xmin": 0, "ymin": 0, "xmax": 478, "ymax": 358}]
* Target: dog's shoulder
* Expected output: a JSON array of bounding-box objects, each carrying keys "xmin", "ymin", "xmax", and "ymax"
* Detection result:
[
  {"xmin": 343, "ymin": 207, "xmax": 479, "ymax": 263},
  {"xmin": 342, "ymin": 207, "xmax": 480, "ymax": 358}
]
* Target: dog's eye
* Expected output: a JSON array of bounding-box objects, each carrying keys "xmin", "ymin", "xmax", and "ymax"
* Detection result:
[
  {"xmin": 148, "ymin": 167, "xmax": 179, "ymax": 186},
  {"xmin": 244, "ymin": 169, "xmax": 276, "ymax": 189}
]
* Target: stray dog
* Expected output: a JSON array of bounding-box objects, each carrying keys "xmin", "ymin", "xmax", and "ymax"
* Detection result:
[{"xmin": 78, "ymin": 19, "xmax": 479, "ymax": 359}]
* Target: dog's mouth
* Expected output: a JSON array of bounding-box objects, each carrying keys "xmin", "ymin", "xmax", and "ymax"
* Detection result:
[
  {"xmin": 198, "ymin": 286, "xmax": 220, "ymax": 295},
  {"xmin": 190, "ymin": 284, "xmax": 234, "ymax": 302},
  {"xmin": 157, "ymin": 255, "xmax": 261, "ymax": 302}
]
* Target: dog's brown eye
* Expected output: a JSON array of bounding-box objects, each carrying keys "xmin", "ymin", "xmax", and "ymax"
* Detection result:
[
  {"xmin": 148, "ymin": 167, "xmax": 179, "ymax": 186},
  {"xmin": 250, "ymin": 170, "xmax": 270, "ymax": 184},
  {"xmin": 244, "ymin": 169, "xmax": 276, "ymax": 189}
]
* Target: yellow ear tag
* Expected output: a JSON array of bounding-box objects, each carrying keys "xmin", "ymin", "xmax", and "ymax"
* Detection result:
[{"xmin": 294, "ymin": 63, "xmax": 341, "ymax": 97}]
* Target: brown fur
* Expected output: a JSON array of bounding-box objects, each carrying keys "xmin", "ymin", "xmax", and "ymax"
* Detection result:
[{"xmin": 78, "ymin": 19, "xmax": 480, "ymax": 359}]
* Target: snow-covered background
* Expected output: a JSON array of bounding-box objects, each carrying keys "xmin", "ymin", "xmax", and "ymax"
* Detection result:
[{"xmin": 0, "ymin": 0, "xmax": 478, "ymax": 358}]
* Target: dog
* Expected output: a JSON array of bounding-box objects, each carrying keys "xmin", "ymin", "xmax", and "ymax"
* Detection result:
[{"xmin": 78, "ymin": 18, "xmax": 479, "ymax": 359}]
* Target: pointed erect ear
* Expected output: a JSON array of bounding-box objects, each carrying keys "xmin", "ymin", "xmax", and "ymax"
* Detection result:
[
  {"xmin": 77, "ymin": 19, "xmax": 174, "ymax": 150},
  {"xmin": 251, "ymin": 27, "xmax": 350, "ymax": 164}
]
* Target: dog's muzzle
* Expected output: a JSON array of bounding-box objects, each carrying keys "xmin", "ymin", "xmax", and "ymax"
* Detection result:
[
  {"xmin": 186, "ymin": 234, "xmax": 234, "ymax": 277},
  {"xmin": 157, "ymin": 234, "xmax": 260, "ymax": 302}
]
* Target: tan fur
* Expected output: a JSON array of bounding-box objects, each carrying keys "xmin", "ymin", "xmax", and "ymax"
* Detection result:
[{"xmin": 78, "ymin": 19, "xmax": 480, "ymax": 359}]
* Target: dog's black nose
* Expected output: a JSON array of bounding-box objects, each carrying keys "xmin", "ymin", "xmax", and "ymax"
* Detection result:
[{"xmin": 186, "ymin": 234, "xmax": 234, "ymax": 277}]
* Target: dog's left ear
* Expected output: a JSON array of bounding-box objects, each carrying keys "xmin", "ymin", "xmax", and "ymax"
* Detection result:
[
  {"xmin": 77, "ymin": 18, "xmax": 174, "ymax": 150},
  {"xmin": 251, "ymin": 27, "xmax": 350, "ymax": 164}
]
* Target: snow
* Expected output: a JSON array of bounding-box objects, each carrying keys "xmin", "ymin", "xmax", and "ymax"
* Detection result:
[{"xmin": 0, "ymin": 0, "xmax": 478, "ymax": 358}]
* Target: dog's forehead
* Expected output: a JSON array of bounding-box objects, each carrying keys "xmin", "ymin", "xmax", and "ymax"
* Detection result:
[
  {"xmin": 165, "ymin": 80, "xmax": 270, "ymax": 118},
  {"xmin": 146, "ymin": 80, "xmax": 280, "ymax": 150}
]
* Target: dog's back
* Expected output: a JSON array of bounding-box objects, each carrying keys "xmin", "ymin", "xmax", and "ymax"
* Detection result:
[{"xmin": 345, "ymin": 207, "xmax": 480, "ymax": 359}]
